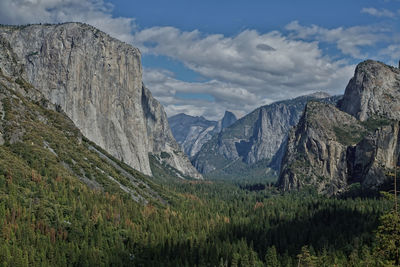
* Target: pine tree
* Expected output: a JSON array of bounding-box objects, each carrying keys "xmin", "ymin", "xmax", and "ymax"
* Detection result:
[
  {"xmin": 218, "ymin": 257, "xmax": 227, "ymax": 267},
  {"xmin": 265, "ymin": 246, "xmax": 280, "ymax": 267},
  {"xmin": 297, "ymin": 246, "xmax": 317, "ymax": 267},
  {"xmin": 231, "ymin": 252, "xmax": 240, "ymax": 267},
  {"xmin": 374, "ymin": 210, "xmax": 400, "ymax": 265}
]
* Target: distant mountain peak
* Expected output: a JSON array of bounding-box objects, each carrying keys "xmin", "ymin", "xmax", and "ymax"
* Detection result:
[
  {"xmin": 192, "ymin": 93, "xmax": 341, "ymax": 176},
  {"xmin": 306, "ymin": 91, "xmax": 331, "ymax": 99},
  {"xmin": 169, "ymin": 111, "xmax": 238, "ymax": 158},
  {"xmin": 221, "ymin": 110, "xmax": 237, "ymax": 129}
]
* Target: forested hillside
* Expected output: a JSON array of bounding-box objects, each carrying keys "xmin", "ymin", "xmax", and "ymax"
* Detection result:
[{"xmin": 2, "ymin": 159, "xmax": 399, "ymax": 266}]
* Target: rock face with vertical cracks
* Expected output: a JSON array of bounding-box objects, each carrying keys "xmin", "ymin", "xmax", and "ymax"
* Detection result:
[
  {"xmin": 278, "ymin": 60, "xmax": 400, "ymax": 195},
  {"xmin": 0, "ymin": 23, "xmax": 201, "ymax": 178},
  {"xmin": 192, "ymin": 93, "xmax": 339, "ymax": 176}
]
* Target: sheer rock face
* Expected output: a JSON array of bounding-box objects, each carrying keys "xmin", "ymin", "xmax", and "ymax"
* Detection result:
[
  {"xmin": 168, "ymin": 111, "xmax": 237, "ymax": 158},
  {"xmin": 192, "ymin": 94, "xmax": 338, "ymax": 175},
  {"xmin": 347, "ymin": 123, "xmax": 400, "ymax": 187},
  {"xmin": 244, "ymin": 103, "xmax": 301, "ymax": 165},
  {"xmin": 220, "ymin": 111, "xmax": 237, "ymax": 130},
  {"xmin": 339, "ymin": 60, "xmax": 400, "ymax": 121},
  {"xmin": 0, "ymin": 23, "xmax": 201, "ymax": 178},
  {"xmin": 278, "ymin": 102, "xmax": 364, "ymax": 195},
  {"xmin": 279, "ymin": 60, "xmax": 400, "ymax": 195},
  {"xmin": 141, "ymin": 86, "xmax": 202, "ymax": 178}
]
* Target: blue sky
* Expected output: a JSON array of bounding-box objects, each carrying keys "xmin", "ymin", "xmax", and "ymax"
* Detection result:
[
  {"xmin": 0, "ymin": 0, "xmax": 399, "ymax": 119},
  {"xmin": 112, "ymin": 0, "xmax": 394, "ymax": 32}
]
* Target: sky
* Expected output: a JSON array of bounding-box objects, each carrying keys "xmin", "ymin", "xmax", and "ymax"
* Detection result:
[{"xmin": 1, "ymin": 0, "xmax": 400, "ymax": 120}]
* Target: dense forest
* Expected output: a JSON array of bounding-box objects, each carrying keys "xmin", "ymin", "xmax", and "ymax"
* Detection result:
[{"xmin": 1, "ymin": 153, "xmax": 399, "ymax": 266}]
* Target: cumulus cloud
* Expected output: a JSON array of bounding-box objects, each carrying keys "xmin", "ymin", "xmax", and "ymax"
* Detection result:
[
  {"xmin": 361, "ymin": 7, "xmax": 396, "ymax": 18},
  {"xmin": 0, "ymin": 0, "xmax": 368, "ymax": 120},
  {"xmin": 136, "ymin": 27, "xmax": 355, "ymax": 119},
  {"xmin": 143, "ymin": 68, "xmax": 260, "ymax": 120},
  {"xmin": 285, "ymin": 21, "xmax": 387, "ymax": 58},
  {"xmin": 380, "ymin": 44, "xmax": 400, "ymax": 60},
  {"xmin": 0, "ymin": 0, "xmax": 135, "ymax": 43}
]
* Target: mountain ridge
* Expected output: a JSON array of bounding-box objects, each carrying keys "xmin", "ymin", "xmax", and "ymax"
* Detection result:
[{"xmin": 192, "ymin": 92, "xmax": 341, "ymax": 179}]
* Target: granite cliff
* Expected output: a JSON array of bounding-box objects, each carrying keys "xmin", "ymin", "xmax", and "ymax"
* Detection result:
[
  {"xmin": 192, "ymin": 93, "xmax": 340, "ymax": 179},
  {"xmin": 0, "ymin": 35, "xmax": 165, "ymax": 203},
  {"xmin": 278, "ymin": 60, "xmax": 400, "ymax": 195},
  {"xmin": 0, "ymin": 23, "xmax": 201, "ymax": 179},
  {"xmin": 168, "ymin": 111, "xmax": 237, "ymax": 158},
  {"xmin": 339, "ymin": 60, "xmax": 400, "ymax": 121}
]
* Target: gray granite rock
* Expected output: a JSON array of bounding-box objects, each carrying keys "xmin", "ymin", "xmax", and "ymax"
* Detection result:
[
  {"xmin": 0, "ymin": 23, "xmax": 201, "ymax": 178},
  {"xmin": 192, "ymin": 93, "xmax": 338, "ymax": 175},
  {"xmin": 168, "ymin": 111, "xmax": 237, "ymax": 158},
  {"xmin": 278, "ymin": 102, "xmax": 363, "ymax": 195},
  {"xmin": 339, "ymin": 60, "xmax": 400, "ymax": 121},
  {"xmin": 278, "ymin": 60, "xmax": 400, "ymax": 195}
]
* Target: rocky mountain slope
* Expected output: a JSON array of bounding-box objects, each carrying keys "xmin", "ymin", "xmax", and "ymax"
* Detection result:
[
  {"xmin": 0, "ymin": 34, "xmax": 165, "ymax": 204},
  {"xmin": 278, "ymin": 60, "xmax": 400, "ymax": 195},
  {"xmin": 192, "ymin": 92, "xmax": 340, "ymax": 179},
  {"xmin": 0, "ymin": 23, "xmax": 201, "ymax": 179},
  {"xmin": 168, "ymin": 111, "xmax": 237, "ymax": 158}
]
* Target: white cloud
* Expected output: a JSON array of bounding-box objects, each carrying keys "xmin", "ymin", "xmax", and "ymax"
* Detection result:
[
  {"xmin": 380, "ymin": 44, "xmax": 400, "ymax": 60},
  {"xmin": 143, "ymin": 68, "xmax": 259, "ymax": 120},
  {"xmin": 361, "ymin": 7, "xmax": 396, "ymax": 18},
  {"xmin": 137, "ymin": 27, "xmax": 355, "ymax": 119},
  {"xmin": 135, "ymin": 26, "xmax": 354, "ymax": 90},
  {"xmin": 285, "ymin": 21, "xmax": 387, "ymax": 58},
  {"xmin": 0, "ymin": 0, "xmax": 135, "ymax": 43},
  {"xmin": 0, "ymin": 1, "xmax": 365, "ymax": 120}
]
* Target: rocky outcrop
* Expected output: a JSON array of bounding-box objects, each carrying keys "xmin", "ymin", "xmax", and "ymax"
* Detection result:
[
  {"xmin": 278, "ymin": 102, "xmax": 365, "ymax": 195},
  {"xmin": 192, "ymin": 93, "xmax": 340, "ymax": 176},
  {"xmin": 347, "ymin": 123, "xmax": 399, "ymax": 187},
  {"xmin": 168, "ymin": 111, "xmax": 237, "ymax": 158},
  {"xmin": 0, "ymin": 23, "xmax": 201, "ymax": 178},
  {"xmin": 278, "ymin": 60, "xmax": 400, "ymax": 195},
  {"xmin": 339, "ymin": 60, "xmax": 400, "ymax": 121},
  {"xmin": 219, "ymin": 111, "xmax": 237, "ymax": 130}
]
